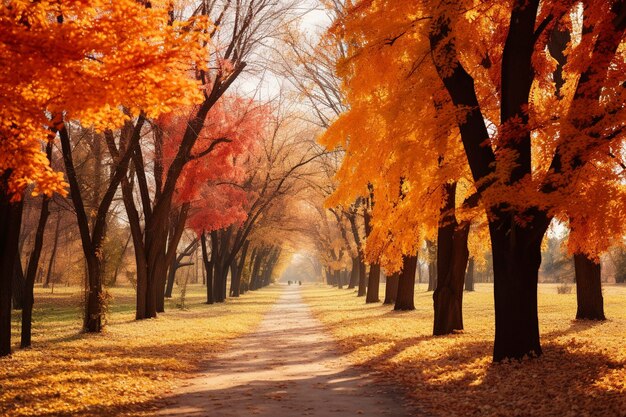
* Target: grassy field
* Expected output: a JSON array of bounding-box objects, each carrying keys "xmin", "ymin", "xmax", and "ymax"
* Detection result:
[
  {"xmin": 302, "ymin": 283, "xmax": 626, "ymax": 417},
  {"xmin": 1, "ymin": 284, "xmax": 282, "ymax": 417}
]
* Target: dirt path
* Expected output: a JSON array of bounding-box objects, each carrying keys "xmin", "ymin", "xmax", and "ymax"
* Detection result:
[{"xmin": 157, "ymin": 285, "xmax": 416, "ymax": 417}]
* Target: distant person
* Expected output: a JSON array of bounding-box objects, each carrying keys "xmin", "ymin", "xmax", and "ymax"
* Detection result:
[
  {"xmin": 288, "ymin": 280, "xmax": 292, "ymax": 285},
  {"xmin": 298, "ymin": 280, "xmax": 302, "ymax": 286}
]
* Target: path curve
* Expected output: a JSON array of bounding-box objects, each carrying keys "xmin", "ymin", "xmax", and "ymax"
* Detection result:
[{"xmin": 158, "ymin": 285, "xmax": 416, "ymax": 417}]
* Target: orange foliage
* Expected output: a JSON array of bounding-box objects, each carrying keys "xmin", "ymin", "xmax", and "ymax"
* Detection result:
[{"xmin": 0, "ymin": 0, "xmax": 208, "ymax": 197}]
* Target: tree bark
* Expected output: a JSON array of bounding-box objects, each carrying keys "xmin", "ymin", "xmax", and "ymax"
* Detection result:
[
  {"xmin": 427, "ymin": 240, "xmax": 437, "ymax": 291},
  {"xmin": 21, "ymin": 145, "xmax": 53, "ymax": 348},
  {"xmin": 43, "ymin": 214, "xmax": 60, "ymax": 288},
  {"xmin": 395, "ymin": 255, "xmax": 417, "ymax": 311},
  {"xmin": 574, "ymin": 254, "xmax": 605, "ymax": 320},
  {"xmin": 12, "ymin": 256, "xmax": 24, "ymax": 310},
  {"xmin": 465, "ymin": 257, "xmax": 475, "ymax": 291},
  {"xmin": 200, "ymin": 232, "xmax": 214, "ymax": 304},
  {"xmin": 433, "ymin": 183, "xmax": 471, "ymax": 335},
  {"xmin": 162, "ymin": 203, "xmax": 191, "ymax": 301},
  {"xmin": 0, "ymin": 176, "xmax": 23, "ymax": 357},
  {"xmin": 489, "ymin": 214, "xmax": 546, "ymax": 361},
  {"xmin": 165, "ymin": 236, "xmax": 196, "ymax": 298},
  {"xmin": 366, "ymin": 263, "xmax": 381, "ymax": 303},
  {"xmin": 348, "ymin": 256, "xmax": 359, "ymax": 289},
  {"xmin": 384, "ymin": 272, "xmax": 399, "ymax": 305},
  {"xmin": 231, "ymin": 240, "xmax": 249, "ymax": 297}
]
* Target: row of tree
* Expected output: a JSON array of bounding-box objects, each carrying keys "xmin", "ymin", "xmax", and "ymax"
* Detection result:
[
  {"xmin": 0, "ymin": 0, "xmax": 325, "ymax": 357},
  {"xmin": 295, "ymin": 0, "xmax": 626, "ymax": 362}
]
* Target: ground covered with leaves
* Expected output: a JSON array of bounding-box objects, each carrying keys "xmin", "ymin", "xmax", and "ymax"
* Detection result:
[
  {"xmin": 1, "ymin": 284, "xmax": 281, "ymax": 417},
  {"xmin": 302, "ymin": 283, "xmax": 626, "ymax": 417}
]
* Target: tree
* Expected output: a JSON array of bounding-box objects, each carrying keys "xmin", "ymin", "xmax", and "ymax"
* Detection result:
[
  {"xmin": 0, "ymin": 0, "xmax": 206, "ymax": 353},
  {"xmin": 323, "ymin": 0, "xmax": 626, "ymax": 360}
]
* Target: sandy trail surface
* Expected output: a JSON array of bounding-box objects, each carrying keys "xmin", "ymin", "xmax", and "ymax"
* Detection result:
[{"xmin": 157, "ymin": 285, "xmax": 416, "ymax": 417}]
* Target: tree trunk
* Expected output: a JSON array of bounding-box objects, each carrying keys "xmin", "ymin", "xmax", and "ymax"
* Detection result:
[
  {"xmin": 365, "ymin": 263, "xmax": 381, "ymax": 303},
  {"xmin": 21, "ymin": 160, "xmax": 52, "ymax": 347},
  {"xmin": 12, "ymin": 256, "xmax": 24, "ymax": 310},
  {"xmin": 433, "ymin": 222, "xmax": 470, "ymax": 335},
  {"xmin": 162, "ymin": 204, "xmax": 190, "ymax": 301},
  {"xmin": 83, "ymin": 254, "xmax": 103, "ymax": 333},
  {"xmin": 490, "ymin": 215, "xmax": 546, "ymax": 361},
  {"xmin": 229, "ymin": 259, "xmax": 239, "ymax": 297},
  {"xmin": 384, "ymin": 272, "xmax": 399, "ymax": 305},
  {"xmin": 43, "ymin": 214, "xmax": 60, "ymax": 288},
  {"xmin": 231, "ymin": 240, "xmax": 249, "ymax": 297},
  {"xmin": 433, "ymin": 183, "xmax": 471, "ymax": 335},
  {"xmin": 250, "ymin": 249, "xmax": 264, "ymax": 290},
  {"xmin": 465, "ymin": 257, "xmax": 475, "ymax": 291},
  {"xmin": 395, "ymin": 255, "xmax": 417, "ymax": 311},
  {"xmin": 348, "ymin": 256, "xmax": 359, "ymax": 289},
  {"xmin": 164, "ymin": 257, "xmax": 180, "ymax": 299},
  {"xmin": 427, "ymin": 240, "xmax": 437, "ymax": 291},
  {"xmin": 165, "ymin": 237, "xmax": 197, "ymax": 299},
  {"xmin": 574, "ymin": 254, "xmax": 605, "ymax": 320},
  {"xmin": 357, "ymin": 261, "xmax": 367, "ymax": 296},
  {"xmin": 109, "ymin": 232, "xmax": 131, "ymax": 287},
  {"xmin": 336, "ymin": 269, "xmax": 342, "ymax": 289},
  {"xmin": 0, "ymin": 179, "xmax": 23, "ymax": 357},
  {"xmin": 200, "ymin": 232, "xmax": 214, "ymax": 304}
]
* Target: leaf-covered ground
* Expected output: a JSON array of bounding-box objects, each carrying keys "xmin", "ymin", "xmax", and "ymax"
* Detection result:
[
  {"xmin": 302, "ymin": 283, "xmax": 626, "ymax": 417},
  {"xmin": 1, "ymin": 284, "xmax": 281, "ymax": 417}
]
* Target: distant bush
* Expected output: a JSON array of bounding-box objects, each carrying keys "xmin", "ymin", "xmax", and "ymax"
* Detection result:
[{"xmin": 557, "ymin": 283, "xmax": 573, "ymax": 294}]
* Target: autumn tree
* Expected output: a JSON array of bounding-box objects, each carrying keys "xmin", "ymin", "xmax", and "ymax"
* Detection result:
[
  {"xmin": 325, "ymin": 0, "xmax": 626, "ymax": 361},
  {"xmin": 0, "ymin": 0, "xmax": 207, "ymax": 354}
]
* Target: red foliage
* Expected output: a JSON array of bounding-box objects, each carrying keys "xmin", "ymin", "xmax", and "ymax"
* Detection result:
[{"xmin": 159, "ymin": 95, "xmax": 268, "ymax": 233}]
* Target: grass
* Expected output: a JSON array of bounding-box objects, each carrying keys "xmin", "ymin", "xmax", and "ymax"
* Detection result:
[
  {"xmin": 1, "ymin": 284, "xmax": 282, "ymax": 417},
  {"xmin": 302, "ymin": 282, "xmax": 626, "ymax": 417}
]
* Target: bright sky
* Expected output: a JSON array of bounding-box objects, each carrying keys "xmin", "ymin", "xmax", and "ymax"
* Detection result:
[{"xmin": 234, "ymin": 0, "xmax": 332, "ymax": 100}]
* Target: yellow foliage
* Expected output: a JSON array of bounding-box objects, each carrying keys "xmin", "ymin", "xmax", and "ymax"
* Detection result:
[
  {"xmin": 0, "ymin": 285, "xmax": 280, "ymax": 416},
  {"xmin": 303, "ymin": 284, "xmax": 626, "ymax": 416}
]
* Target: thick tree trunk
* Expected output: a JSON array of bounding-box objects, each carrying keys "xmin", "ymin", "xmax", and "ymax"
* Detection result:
[
  {"xmin": 384, "ymin": 272, "xmax": 399, "ymax": 305},
  {"xmin": 83, "ymin": 258, "xmax": 103, "ymax": 333},
  {"xmin": 348, "ymin": 256, "xmax": 359, "ymax": 289},
  {"xmin": 0, "ymin": 180, "xmax": 23, "ymax": 357},
  {"xmin": 433, "ymin": 223, "xmax": 470, "ymax": 334},
  {"xmin": 465, "ymin": 257, "xmax": 475, "ymax": 291},
  {"xmin": 433, "ymin": 183, "xmax": 471, "ymax": 335},
  {"xmin": 490, "ymin": 215, "xmax": 546, "ymax": 361},
  {"xmin": 574, "ymin": 254, "xmax": 605, "ymax": 320},
  {"xmin": 365, "ymin": 263, "xmax": 381, "ymax": 303},
  {"xmin": 395, "ymin": 255, "xmax": 417, "ymax": 311}
]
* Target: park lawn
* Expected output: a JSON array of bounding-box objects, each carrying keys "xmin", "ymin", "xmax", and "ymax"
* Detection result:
[
  {"xmin": 302, "ymin": 283, "xmax": 626, "ymax": 417},
  {"xmin": 1, "ymin": 284, "xmax": 282, "ymax": 417}
]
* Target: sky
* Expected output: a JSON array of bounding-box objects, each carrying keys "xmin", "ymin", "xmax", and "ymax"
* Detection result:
[{"xmin": 234, "ymin": 0, "xmax": 332, "ymax": 100}]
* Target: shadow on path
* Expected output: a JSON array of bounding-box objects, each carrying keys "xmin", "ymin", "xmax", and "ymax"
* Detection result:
[{"xmin": 157, "ymin": 286, "xmax": 418, "ymax": 417}]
